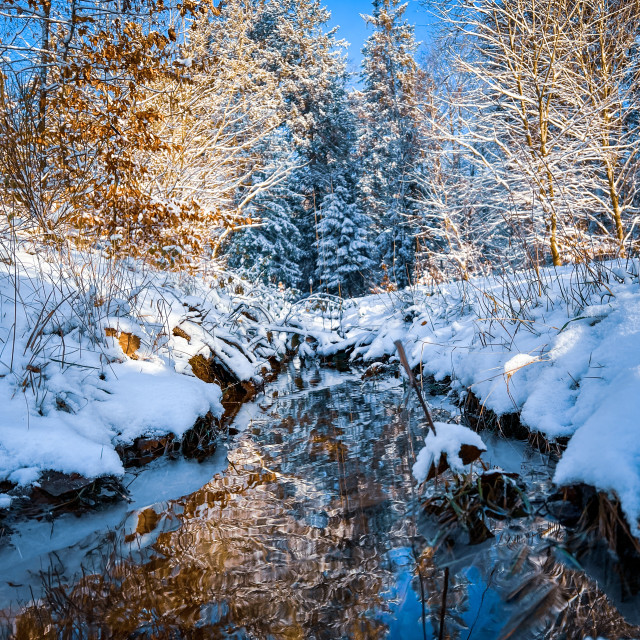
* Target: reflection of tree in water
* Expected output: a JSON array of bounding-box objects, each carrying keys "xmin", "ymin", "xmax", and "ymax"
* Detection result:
[
  {"xmin": 489, "ymin": 540, "xmax": 640, "ymax": 639},
  {"xmin": 10, "ymin": 381, "xmax": 430, "ymax": 639},
  {"xmin": 8, "ymin": 375, "xmax": 639, "ymax": 639},
  {"xmin": 417, "ymin": 511, "xmax": 640, "ymax": 639}
]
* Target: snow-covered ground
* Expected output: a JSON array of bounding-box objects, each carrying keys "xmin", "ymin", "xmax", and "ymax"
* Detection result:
[
  {"xmin": 3, "ymin": 244, "xmax": 640, "ymax": 542},
  {"xmin": 0, "ymin": 243, "xmax": 295, "ymax": 493},
  {"xmin": 304, "ymin": 260, "xmax": 640, "ymax": 537}
]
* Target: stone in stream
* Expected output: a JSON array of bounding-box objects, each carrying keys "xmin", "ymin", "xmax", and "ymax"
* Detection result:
[
  {"xmin": 425, "ymin": 443, "xmax": 486, "ymax": 482},
  {"xmin": 36, "ymin": 471, "xmax": 95, "ymax": 498}
]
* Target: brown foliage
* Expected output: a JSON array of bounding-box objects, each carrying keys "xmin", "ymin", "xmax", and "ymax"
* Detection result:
[{"xmin": 0, "ymin": 0, "xmax": 232, "ymax": 268}]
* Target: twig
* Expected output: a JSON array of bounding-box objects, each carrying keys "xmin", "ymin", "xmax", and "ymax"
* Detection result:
[
  {"xmin": 49, "ymin": 358, "xmax": 101, "ymax": 369},
  {"xmin": 394, "ymin": 340, "xmax": 437, "ymax": 435},
  {"xmin": 439, "ymin": 566, "xmax": 450, "ymax": 640}
]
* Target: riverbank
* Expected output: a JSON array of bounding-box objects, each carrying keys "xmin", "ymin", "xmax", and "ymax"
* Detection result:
[
  {"xmin": 0, "ymin": 242, "xmax": 298, "ymax": 516},
  {"xmin": 3, "ymin": 364, "xmax": 639, "ymax": 638},
  {"xmin": 300, "ymin": 260, "xmax": 640, "ymax": 542},
  {"xmin": 3, "ymin": 248, "xmax": 640, "ymax": 549}
]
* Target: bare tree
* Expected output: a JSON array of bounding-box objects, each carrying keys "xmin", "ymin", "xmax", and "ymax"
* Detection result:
[
  {"xmin": 418, "ymin": 0, "xmax": 640, "ymax": 269},
  {"xmin": 566, "ymin": 0, "xmax": 640, "ymax": 257},
  {"xmin": 142, "ymin": 0, "xmax": 295, "ymax": 264}
]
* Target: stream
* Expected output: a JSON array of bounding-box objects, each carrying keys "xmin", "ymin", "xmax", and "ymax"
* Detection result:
[{"xmin": 1, "ymin": 363, "xmax": 639, "ymax": 638}]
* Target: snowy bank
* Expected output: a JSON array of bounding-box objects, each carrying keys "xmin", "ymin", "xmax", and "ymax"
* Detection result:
[
  {"xmin": 0, "ymin": 244, "xmax": 296, "ymax": 491},
  {"xmin": 301, "ymin": 261, "xmax": 640, "ymax": 536}
]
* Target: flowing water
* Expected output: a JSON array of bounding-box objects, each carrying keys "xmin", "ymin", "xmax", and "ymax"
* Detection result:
[{"xmin": 1, "ymin": 363, "xmax": 639, "ymax": 639}]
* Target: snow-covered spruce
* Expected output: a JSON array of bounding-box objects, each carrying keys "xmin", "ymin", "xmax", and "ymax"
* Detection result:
[{"xmin": 358, "ymin": 0, "xmax": 422, "ymax": 290}]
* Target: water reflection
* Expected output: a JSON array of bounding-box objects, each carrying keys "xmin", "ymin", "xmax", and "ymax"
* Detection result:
[{"xmin": 2, "ymin": 365, "xmax": 640, "ymax": 639}]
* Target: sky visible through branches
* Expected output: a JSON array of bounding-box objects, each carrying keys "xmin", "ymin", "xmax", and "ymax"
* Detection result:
[{"xmin": 325, "ymin": 0, "xmax": 434, "ymax": 69}]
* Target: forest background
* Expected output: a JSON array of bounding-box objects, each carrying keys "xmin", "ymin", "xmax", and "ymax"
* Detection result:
[{"xmin": 0, "ymin": 0, "xmax": 638, "ymax": 296}]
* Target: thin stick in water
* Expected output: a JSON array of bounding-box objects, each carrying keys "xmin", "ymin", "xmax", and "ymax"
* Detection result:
[
  {"xmin": 439, "ymin": 566, "xmax": 450, "ymax": 640},
  {"xmin": 394, "ymin": 339, "xmax": 437, "ymax": 435}
]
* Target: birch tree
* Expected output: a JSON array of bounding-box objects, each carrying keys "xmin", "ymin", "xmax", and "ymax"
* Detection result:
[
  {"xmin": 423, "ymin": 0, "xmax": 640, "ymax": 267},
  {"xmin": 567, "ymin": 0, "xmax": 640, "ymax": 257}
]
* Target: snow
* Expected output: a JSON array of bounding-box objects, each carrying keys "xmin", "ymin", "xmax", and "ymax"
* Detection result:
[
  {"xmin": 4, "ymin": 241, "xmax": 640, "ymax": 541},
  {"xmin": 296, "ymin": 260, "xmax": 640, "ymax": 537},
  {"xmin": 94, "ymin": 361, "xmax": 224, "ymax": 442},
  {"xmin": 413, "ymin": 422, "xmax": 487, "ymax": 483},
  {"xmin": 0, "ymin": 362, "xmax": 224, "ymax": 481},
  {"xmin": 0, "ymin": 449, "xmax": 230, "ymax": 608},
  {"xmin": 0, "ymin": 245, "xmax": 292, "ymax": 487},
  {"xmin": 503, "ymin": 353, "xmax": 538, "ymax": 377}
]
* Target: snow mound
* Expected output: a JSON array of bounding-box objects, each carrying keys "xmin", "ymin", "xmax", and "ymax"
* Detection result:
[
  {"xmin": 0, "ymin": 245, "xmax": 293, "ymax": 486},
  {"xmin": 504, "ymin": 353, "xmax": 537, "ymax": 376},
  {"xmin": 413, "ymin": 422, "xmax": 486, "ymax": 483}
]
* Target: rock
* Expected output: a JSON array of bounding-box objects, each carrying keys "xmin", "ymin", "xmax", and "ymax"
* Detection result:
[
  {"xmin": 117, "ymin": 435, "xmax": 178, "ymax": 468},
  {"xmin": 361, "ymin": 362, "xmax": 389, "ymax": 380},
  {"xmin": 36, "ymin": 471, "xmax": 94, "ymax": 498},
  {"xmin": 426, "ymin": 444, "xmax": 485, "ymax": 481}
]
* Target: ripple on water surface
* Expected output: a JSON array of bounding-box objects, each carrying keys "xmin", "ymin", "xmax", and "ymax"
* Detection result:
[{"xmin": 2, "ymin": 365, "xmax": 640, "ymax": 639}]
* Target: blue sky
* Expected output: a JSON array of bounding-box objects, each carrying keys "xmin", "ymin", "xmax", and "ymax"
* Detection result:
[{"xmin": 323, "ymin": 0, "xmax": 435, "ymax": 72}]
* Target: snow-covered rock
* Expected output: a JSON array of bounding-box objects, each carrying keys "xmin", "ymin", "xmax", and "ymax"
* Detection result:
[{"xmin": 413, "ymin": 422, "xmax": 487, "ymax": 483}]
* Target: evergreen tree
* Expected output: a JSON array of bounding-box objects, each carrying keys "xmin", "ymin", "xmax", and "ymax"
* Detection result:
[
  {"xmin": 250, "ymin": 0, "xmax": 358, "ymax": 290},
  {"xmin": 302, "ymin": 66, "xmax": 371, "ymax": 294},
  {"xmin": 227, "ymin": 0, "xmax": 373, "ymax": 293},
  {"xmin": 357, "ymin": 0, "xmax": 422, "ymax": 289},
  {"xmin": 227, "ymin": 133, "xmax": 305, "ymax": 288},
  {"xmin": 315, "ymin": 173, "xmax": 374, "ymax": 297},
  {"xmin": 230, "ymin": 187, "xmax": 305, "ymax": 289}
]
